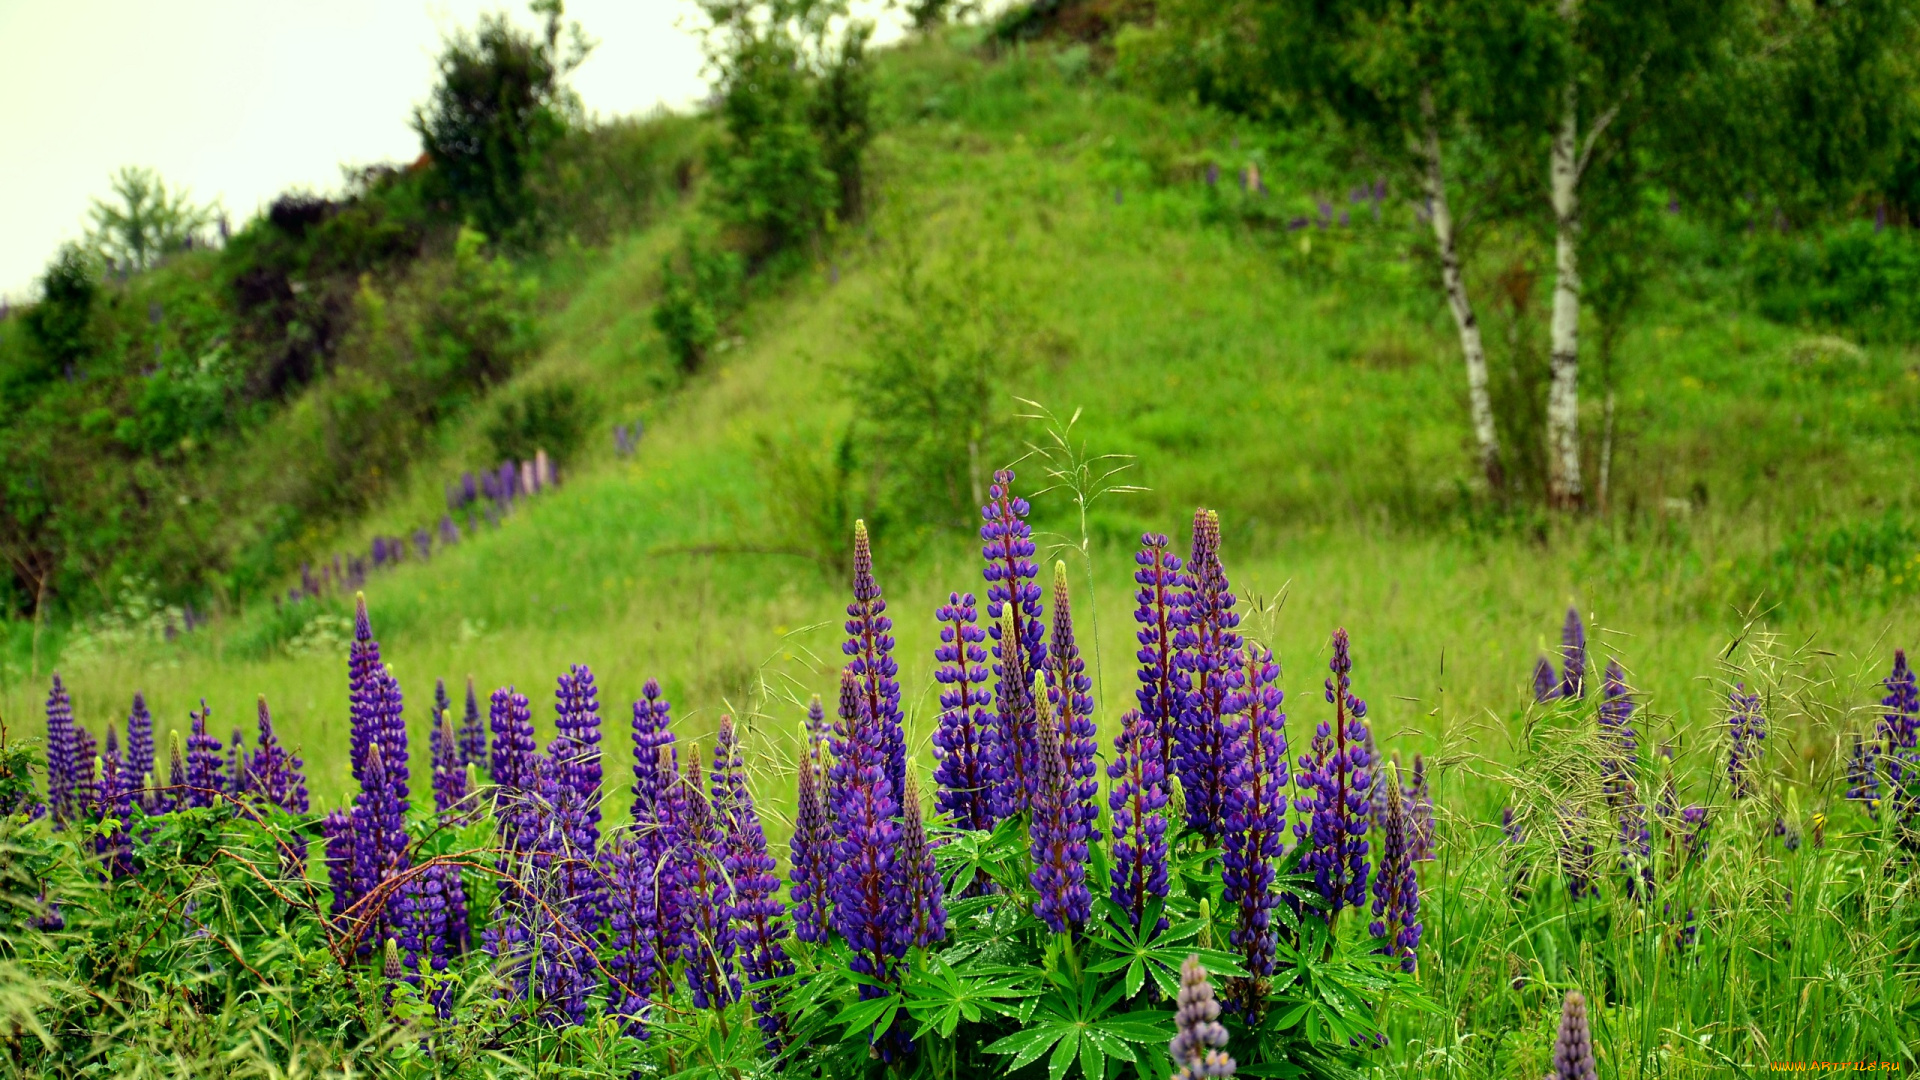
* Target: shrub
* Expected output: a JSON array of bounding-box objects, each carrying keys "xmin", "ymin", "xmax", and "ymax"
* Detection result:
[
  {"xmin": 1746, "ymin": 220, "xmax": 1920, "ymax": 342},
  {"xmin": 653, "ymin": 232, "xmax": 744, "ymax": 371},
  {"xmin": 485, "ymin": 380, "xmax": 589, "ymax": 467}
]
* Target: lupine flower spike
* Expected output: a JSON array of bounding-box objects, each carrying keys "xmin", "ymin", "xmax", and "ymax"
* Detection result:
[
  {"xmin": 45, "ymin": 674, "xmax": 78, "ymax": 826},
  {"xmin": 1169, "ymin": 955, "xmax": 1236, "ymax": 1079},
  {"xmin": 1368, "ymin": 768, "xmax": 1421, "ymax": 973},
  {"xmin": 981, "ymin": 469, "xmax": 1045, "ymax": 818},
  {"xmin": 1108, "ymin": 710, "xmax": 1171, "ymax": 932},
  {"xmin": 124, "ymin": 692, "xmax": 155, "ymax": 798},
  {"xmin": 845, "ymin": 520, "xmax": 906, "ymax": 800},
  {"xmin": 1560, "ymin": 608, "xmax": 1588, "ymax": 699},
  {"xmin": 932, "ymin": 591, "xmax": 998, "ymax": 832},
  {"xmin": 460, "ymin": 675, "xmax": 486, "ymax": 772},
  {"xmin": 1133, "ymin": 532, "xmax": 1190, "ymax": 779},
  {"xmin": 715, "ymin": 719, "xmax": 793, "ymax": 1047},
  {"xmin": 1548, "ymin": 990, "xmax": 1598, "ymax": 1080},
  {"xmin": 1030, "ymin": 564, "xmax": 1098, "ymax": 935},
  {"xmin": 899, "ymin": 773, "xmax": 947, "ymax": 950},
  {"xmin": 1532, "ymin": 657, "xmax": 1560, "ymax": 703},
  {"xmin": 1222, "ymin": 641, "xmax": 1286, "ymax": 1006},
  {"xmin": 789, "ymin": 720, "xmax": 834, "ymax": 944},
  {"xmin": 1728, "ymin": 683, "xmax": 1765, "ymax": 800},
  {"xmin": 1295, "ymin": 628, "xmax": 1372, "ymax": 924},
  {"xmin": 1175, "ymin": 509, "xmax": 1243, "ymax": 842}
]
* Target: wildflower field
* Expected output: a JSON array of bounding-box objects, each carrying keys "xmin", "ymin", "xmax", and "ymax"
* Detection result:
[{"xmin": 5, "ymin": 8, "xmax": 1920, "ymax": 1079}]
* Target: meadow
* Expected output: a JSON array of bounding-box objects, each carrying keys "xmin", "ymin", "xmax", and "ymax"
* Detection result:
[{"xmin": 4, "ymin": 28, "xmax": 1919, "ymax": 1080}]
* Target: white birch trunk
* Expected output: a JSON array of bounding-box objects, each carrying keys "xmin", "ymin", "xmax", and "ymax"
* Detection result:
[
  {"xmin": 1546, "ymin": 0, "xmax": 1585, "ymax": 508},
  {"xmin": 1420, "ymin": 94, "xmax": 1503, "ymax": 490}
]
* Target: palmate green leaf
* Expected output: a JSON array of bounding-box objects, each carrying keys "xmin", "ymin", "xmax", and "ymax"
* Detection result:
[
  {"xmin": 1085, "ymin": 898, "xmax": 1247, "ymax": 1000},
  {"xmin": 932, "ymin": 814, "xmax": 1032, "ymax": 897},
  {"xmin": 986, "ymin": 976, "xmax": 1176, "ymax": 1080},
  {"xmin": 901, "ymin": 947, "xmax": 1042, "ymax": 1039}
]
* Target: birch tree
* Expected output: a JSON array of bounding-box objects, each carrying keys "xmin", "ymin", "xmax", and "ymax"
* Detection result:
[{"xmin": 1124, "ymin": 0, "xmax": 1549, "ymax": 491}]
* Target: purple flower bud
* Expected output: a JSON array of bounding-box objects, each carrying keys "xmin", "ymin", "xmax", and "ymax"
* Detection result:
[
  {"xmin": 1598, "ymin": 660, "xmax": 1637, "ymax": 805},
  {"xmin": 899, "ymin": 773, "xmax": 945, "ymax": 951},
  {"xmin": 124, "ymin": 692, "xmax": 154, "ymax": 798},
  {"xmin": 1169, "ymin": 956, "xmax": 1235, "ymax": 1079},
  {"xmin": 44, "ymin": 674, "xmax": 78, "ymax": 826},
  {"xmin": 1533, "ymin": 656, "xmax": 1561, "ymax": 702},
  {"xmin": 1549, "ymin": 990, "xmax": 1598, "ymax": 1080},
  {"xmin": 459, "ymin": 675, "xmax": 485, "ymax": 772},
  {"xmin": 1367, "ymin": 770, "xmax": 1420, "ymax": 973},
  {"xmin": 828, "ymin": 648, "xmax": 909, "ymax": 1050},
  {"xmin": 790, "ymin": 715, "xmax": 834, "ymax": 944},
  {"xmin": 1223, "ymin": 643, "xmax": 1288, "ymax": 995},
  {"xmin": 675, "ymin": 752, "xmax": 738, "ymax": 1010},
  {"xmin": 185, "ymin": 701, "xmax": 224, "ymax": 809},
  {"xmin": 1030, "ymin": 564, "xmax": 1099, "ymax": 935},
  {"xmin": 244, "ymin": 696, "xmax": 309, "ymax": 814}
]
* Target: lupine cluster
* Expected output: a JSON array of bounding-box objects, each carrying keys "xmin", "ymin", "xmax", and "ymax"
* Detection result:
[
  {"xmin": 981, "ymin": 469, "xmax": 1045, "ymax": 819},
  {"xmin": 1175, "ymin": 509, "xmax": 1243, "ymax": 842},
  {"xmin": 1874, "ymin": 651, "xmax": 1920, "ymax": 830},
  {"xmin": 326, "ymin": 595, "xmax": 413, "ymax": 955},
  {"xmin": 1549, "ymin": 990, "xmax": 1598, "ymax": 1080},
  {"xmin": 1294, "ymin": 629, "xmax": 1373, "ymax": 924}
]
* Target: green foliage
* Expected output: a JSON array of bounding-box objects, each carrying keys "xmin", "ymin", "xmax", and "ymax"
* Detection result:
[
  {"xmin": 653, "ymin": 231, "xmax": 745, "ymax": 371},
  {"xmin": 1747, "ymin": 220, "xmax": 1920, "ymax": 342},
  {"xmin": 484, "ymin": 379, "xmax": 589, "ymax": 467},
  {"xmin": 700, "ymin": 0, "xmax": 875, "ymax": 252},
  {"xmin": 16, "ymin": 245, "xmax": 96, "ymax": 390},
  {"xmin": 844, "ymin": 236, "xmax": 1041, "ymax": 532},
  {"xmin": 412, "ymin": 1, "xmax": 591, "ymax": 242}
]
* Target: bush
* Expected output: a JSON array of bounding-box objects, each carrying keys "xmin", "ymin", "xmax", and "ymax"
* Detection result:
[
  {"xmin": 485, "ymin": 380, "xmax": 590, "ymax": 467},
  {"xmin": 1746, "ymin": 221, "xmax": 1920, "ymax": 342},
  {"xmin": 653, "ymin": 232, "xmax": 744, "ymax": 371}
]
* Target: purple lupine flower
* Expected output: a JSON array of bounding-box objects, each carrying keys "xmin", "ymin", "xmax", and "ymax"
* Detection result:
[
  {"xmin": 245, "ymin": 696, "xmax": 309, "ymax": 814},
  {"xmin": 1598, "ymin": 660, "xmax": 1637, "ymax": 806},
  {"xmin": 711, "ymin": 715, "xmax": 747, "ymax": 827},
  {"xmin": 1560, "ymin": 608, "xmax": 1588, "ymax": 699},
  {"xmin": 1169, "ymin": 956, "xmax": 1236, "ymax": 1080},
  {"xmin": 790, "ymin": 724, "xmax": 834, "ymax": 944},
  {"xmin": 489, "ymin": 685, "xmax": 537, "ymax": 800},
  {"xmin": 1030, "ymin": 686, "xmax": 1091, "ymax": 934},
  {"xmin": 1727, "ymin": 682, "xmax": 1765, "ymax": 800},
  {"xmin": 432, "ymin": 678, "xmax": 453, "ymax": 760},
  {"xmin": 1404, "ymin": 754, "xmax": 1434, "ymax": 861},
  {"xmin": 432, "ymin": 710, "xmax": 467, "ymax": 817},
  {"xmin": 933, "ymin": 592, "xmax": 998, "ymax": 832},
  {"xmin": 459, "ymin": 675, "xmax": 485, "ymax": 772},
  {"xmin": 1294, "ymin": 629, "xmax": 1372, "ymax": 924},
  {"xmin": 1045, "ymin": 563, "xmax": 1102, "ymax": 839},
  {"xmin": 1133, "ymin": 533, "xmax": 1190, "ymax": 781},
  {"xmin": 675, "ymin": 753, "xmax": 739, "ymax": 1010},
  {"xmin": 185, "ymin": 702, "xmax": 224, "ymax": 809},
  {"xmin": 93, "ymin": 750, "xmax": 135, "ymax": 879},
  {"xmin": 827, "ymin": 658, "xmax": 909, "ymax": 1049},
  {"xmin": 981, "ymin": 469, "xmax": 1045, "ymax": 819},
  {"xmin": 1879, "ymin": 650, "xmax": 1918, "ymax": 793},
  {"xmin": 604, "ymin": 833, "xmax": 660, "ymax": 1035},
  {"xmin": 124, "ymin": 692, "xmax": 154, "ymax": 797},
  {"xmin": 157, "ymin": 734, "xmax": 186, "ymax": 815},
  {"xmin": 334, "ymin": 596, "xmax": 412, "ymax": 955},
  {"xmin": 1368, "ymin": 771, "xmax": 1421, "ymax": 973},
  {"xmin": 550, "ymin": 664, "xmax": 605, "ymax": 924},
  {"xmin": 45, "ymin": 674, "xmax": 79, "ymax": 826},
  {"xmin": 1108, "ymin": 711, "xmax": 1170, "ymax": 932},
  {"xmin": 1556, "ymin": 805, "xmax": 1597, "ymax": 902},
  {"xmin": 721, "ymin": 738, "xmax": 794, "ymax": 1047},
  {"xmin": 1176, "ymin": 509, "xmax": 1244, "ymax": 843},
  {"xmin": 1031, "ymin": 566, "xmax": 1099, "ymax": 935},
  {"xmin": 69, "ymin": 728, "xmax": 98, "ymax": 831},
  {"xmin": 1533, "ymin": 656, "xmax": 1561, "ymax": 702},
  {"xmin": 844, "ymin": 521, "xmax": 906, "ymax": 800},
  {"xmin": 1222, "ymin": 643, "xmax": 1287, "ymax": 996},
  {"xmin": 899, "ymin": 773, "xmax": 946, "ymax": 950},
  {"xmin": 1846, "ymin": 731, "xmax": 1882, "ymax": 812},
  {"xmin": 400, "ymin": 859, "xmax": 455, "ymax": 1016},
  {"xmin": 805, "ymin": 692, "xmax": 829, "ymax": 760},
  {"xmin": 500, "ymin": 748, "xmax": 593, "ymax": 1027},
  {"xmin": 1549, "ymin": 990, "xmax": 1598, "ymax": 1080}
]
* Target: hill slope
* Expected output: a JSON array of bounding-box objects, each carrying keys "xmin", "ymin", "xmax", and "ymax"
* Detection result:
[{"xmin": 21, "ymin": 35, "xmax": 1920, "ymax": 807}]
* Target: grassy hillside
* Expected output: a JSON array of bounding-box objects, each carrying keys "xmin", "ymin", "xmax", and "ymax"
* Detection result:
[{"xmin": 22, "ymin": 33, "xmax": 1920, "ymax": 813}]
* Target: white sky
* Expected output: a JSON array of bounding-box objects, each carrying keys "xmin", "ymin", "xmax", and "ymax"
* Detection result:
[{"xmin": 0, "ymin": 0, "xmax": 907, "ymax": 303}]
